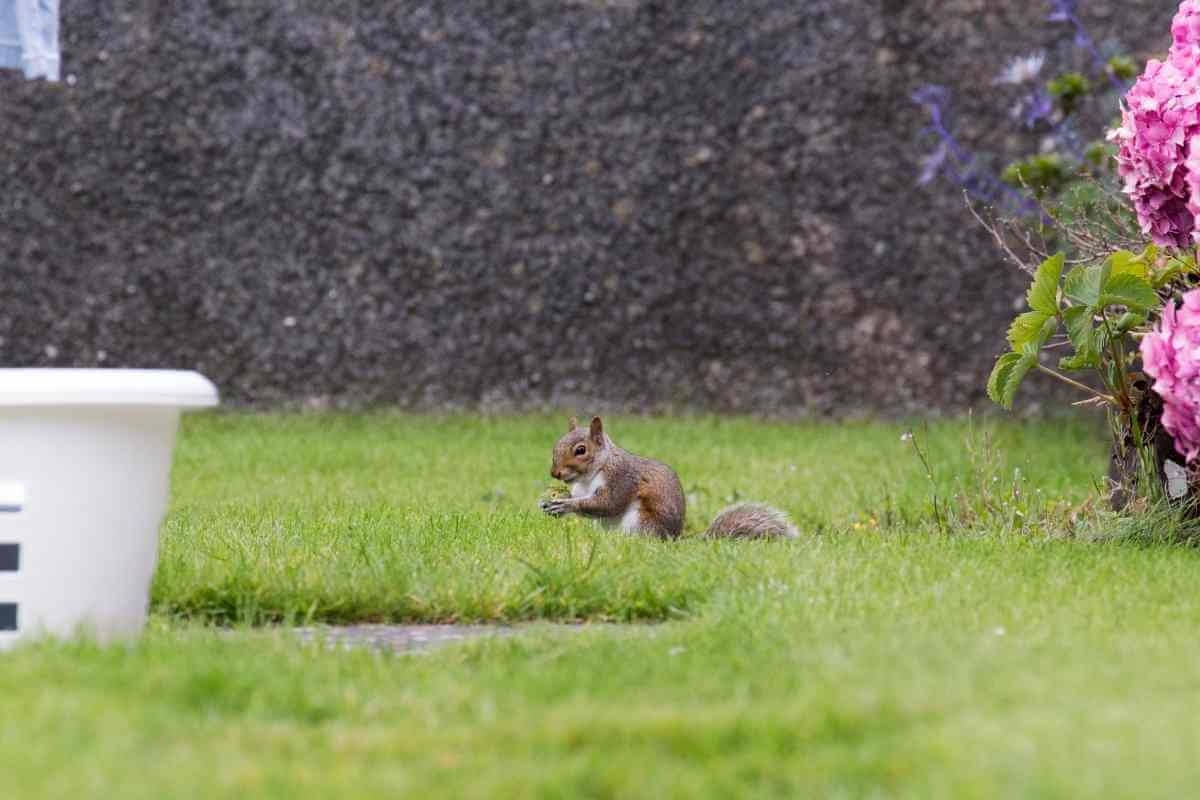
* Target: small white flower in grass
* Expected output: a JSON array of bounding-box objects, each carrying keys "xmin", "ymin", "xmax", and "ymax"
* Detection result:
[
  {"xmin": 994, "ymin": 52, "xmax": 1046, "ymax": 85},
  {"xmin": 900, "ymin": 432, "xmax": 913, "ymax": 442},
  {"xmin": 994, "ymin": 627, "xmax": 1006, "ymax": 637},
  {"xmin": 669, "ymin": 646, "xmax": 685, "ymax": 656}
]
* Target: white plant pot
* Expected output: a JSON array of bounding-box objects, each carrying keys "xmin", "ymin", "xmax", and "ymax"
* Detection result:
[{"xmin": 0, "ymin": 369, "xmax": 218, "ymax": 649}]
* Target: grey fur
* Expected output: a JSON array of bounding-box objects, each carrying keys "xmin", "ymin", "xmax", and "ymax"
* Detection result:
[{"xmin": 703, "ymin": 503, "xmax": 799, "ymax": 540}]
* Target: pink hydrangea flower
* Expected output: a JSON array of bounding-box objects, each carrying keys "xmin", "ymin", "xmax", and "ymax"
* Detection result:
[
  {"xmin": 1109, "ymin": 2, "xmax": 1200, "ymax": 247},
  {"xmin": 1141, "ymin": 289, "xmax": 1200, "ymax": 462},
  {"xmin": 1173, "ymin": 0, "xmax": 1200, "ymax": 66},
  {"xmin": 1109, "ymin": 56, "xmax": 1200, "ymax": 247}
]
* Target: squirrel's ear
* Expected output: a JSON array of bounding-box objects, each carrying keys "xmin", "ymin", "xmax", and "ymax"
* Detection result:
[
  {"xmin": 589, "ymin": 416, "xmax": 604, "ymax": 444},
  {"xmin": 568, "ymin": 416, "xmax": 578, "ymax": 432}
]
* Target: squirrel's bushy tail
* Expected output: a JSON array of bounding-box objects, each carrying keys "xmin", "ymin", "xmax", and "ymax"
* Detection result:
[{"xmin": 702, "ymin": 503, "xmax": 798, "ymax": 539}]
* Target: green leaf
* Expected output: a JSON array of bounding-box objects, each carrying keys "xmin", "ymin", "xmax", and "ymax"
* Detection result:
[
  {"xmin": 1047, "ymin": 72, "xmax": 1092, "ymax": 99},
  {"xmin": 1047, "ymin": 72, "xmax": 1092, "ymax": 116},
  {"xmin": 1002, "ymin": 353, "xmax": 1037, "ymax": 410},
  {"xmin": 1058, "ymin": 352, "xmax": 1093, "ymax": 371},
  {"xmin": 1007, "ymin": 311, "xmax": 1057, "ymax": 352},
  {"xmin": 987, "ymin": 351, "xmax": 1038, "ymax": 410},
  {"xmin": 1113, "ymin": 311, "xmax": 1147, "ymax": 334},
  {"xmin": 1104, "ymin": 358, "xmax": 1122, "ymax": 392},
  {"xmin": 1099, "ymin": 273, "xmax": 1157, "ymax": 311},
  {"xmin": 1027, "ymin": 253, "xmax": 1064, "ymax": 314},
  {"xmin": 987, "ymin": 353, "xmax": 1020, "ymax": 407},
  {"xmin": 1085, "ymin": 140, "xmax": 1116, "ymax": 167},
  {"xmin": 1108, "ymin": 249, "xmax": 1148, "ymax": 281},
  {"xmin": 1108, "ymin": 55, "xmax": 1138, "ymax": 82},
  {"xmin": 1062, "ymin": 305, "xmax": 1094, "ymax": 348},
  {"xmin": 1156, "ymin": 254, "xmax": 1194, "ymax": 288},
  {"xmin": 1036, "ymin": 314, "xmax": 1058, "ymax": 350},
  {"xmin": 1063, "ymin": 263, "xmax": 1108, "ymax": 307},
  {"xmin": 1061, "ymin": 306, "xmax": 1099, "ymax": 370},
  {"xmin": 1002, "ymin": 155, "xmax": 1071, "ymax": 196}
]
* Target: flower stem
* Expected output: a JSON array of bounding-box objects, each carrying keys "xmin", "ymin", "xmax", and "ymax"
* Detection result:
[{"xmin": 1036, "ymin": 364, "xmax": 1118, "ymax": 404}]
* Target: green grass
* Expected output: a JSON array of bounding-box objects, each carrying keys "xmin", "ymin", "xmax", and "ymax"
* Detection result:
[
  {"xmin": 154, "ymin": 413, "xmax": 1108, "ymax": 625},
  {"xmin": 8, "ymin": 412, "xmax": 1200, "ymax": 798}
]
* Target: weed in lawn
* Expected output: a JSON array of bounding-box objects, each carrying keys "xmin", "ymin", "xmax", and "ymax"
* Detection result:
[
  {"xmin": 894, "ymin": 416, "xmax": 1200, "ymax": 545},
  {"xmin": 893, "ymin": 417, "xmax": 1109, "ymax": 539},
  {"xmin": 1071, "ymin": 495, "xmax": 1200, "ymax": 545}
]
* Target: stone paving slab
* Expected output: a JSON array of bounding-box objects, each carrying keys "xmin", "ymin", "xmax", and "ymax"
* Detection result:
[{"xmin": 294, "ymin": 624, "xmax": 528, "ymax": 654}]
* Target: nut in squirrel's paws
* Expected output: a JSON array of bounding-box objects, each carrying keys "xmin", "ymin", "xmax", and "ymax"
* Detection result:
[
  {"xmin": 540, "ymin": 498, "xmax": 574, "ymax": 516},
  {"xmin": 539, "ymin": 483, "xmax": 572, "ymax": 516}
]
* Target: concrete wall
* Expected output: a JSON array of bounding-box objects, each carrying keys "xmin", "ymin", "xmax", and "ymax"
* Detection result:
[{"xmin": 0, "ymin": 1, "xmax": 1175, "ymax": 412}]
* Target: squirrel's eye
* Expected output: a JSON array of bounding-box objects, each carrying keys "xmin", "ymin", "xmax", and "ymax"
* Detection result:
[{"xmin": 574, "ymin": 445, "xmax": 587, "ymax": 456}]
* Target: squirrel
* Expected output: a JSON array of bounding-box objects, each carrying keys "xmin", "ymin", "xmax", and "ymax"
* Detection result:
[{"xmin": 540, "ymin": 416, "xmax": 798, "ymax": 540}]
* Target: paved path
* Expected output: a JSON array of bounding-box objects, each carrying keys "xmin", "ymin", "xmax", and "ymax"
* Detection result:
[{"xmin": 294, "ymin": 624, "xmax": 527, "ymax": 654}]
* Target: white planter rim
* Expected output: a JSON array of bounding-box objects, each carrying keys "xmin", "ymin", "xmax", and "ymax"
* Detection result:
[{"xmin": 0, "ymin": 369, "xmax": 219, "ymax": 408}]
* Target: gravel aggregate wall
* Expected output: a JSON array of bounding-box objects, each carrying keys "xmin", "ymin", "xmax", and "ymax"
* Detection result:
[{"xmin": 0, "ymin": 1, "xmax": 1176, "ymax": 413}]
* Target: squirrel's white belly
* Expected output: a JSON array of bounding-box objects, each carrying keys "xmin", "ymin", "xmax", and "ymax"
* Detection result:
[
  {"xmin": 571, "ymin": 472, "xmax": 605, "ymax": 499},
  {"xmin": 616, "ymin": 500, "xmax": 642, "ymax": 532},
  {"xmin": 598, "ymin": 499, "xmax": 642, "ymax": 533},
  {"xmin": 572, "ymin": 473, "xmax": 643, "ymax": 534}
]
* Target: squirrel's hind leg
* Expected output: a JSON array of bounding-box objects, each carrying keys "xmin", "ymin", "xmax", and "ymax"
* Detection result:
[{"xmin": 634, "ymin": 517, "xmax": 677, "ymax": 540}]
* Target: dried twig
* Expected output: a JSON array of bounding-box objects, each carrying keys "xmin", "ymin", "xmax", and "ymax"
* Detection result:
[{"xmin": 965, "ymin": 196, "xmax": 1036, "ymax": 274}]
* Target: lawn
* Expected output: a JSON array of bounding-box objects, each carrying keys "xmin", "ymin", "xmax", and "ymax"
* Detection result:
[{"xmin": 6, "ymin": 413, "xmax": 1200, "ymax": 798}]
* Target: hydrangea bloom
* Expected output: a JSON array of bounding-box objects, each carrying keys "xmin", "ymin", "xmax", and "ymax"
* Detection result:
[
  {"xmin": 1109, "ymin": 1, "xmax": 1200, "ymax": 247},
  {"xmin": 1141, "ymin": 290, "xmax": 1200, "ymax": 462},
  {"xmin": 1173, "ymin": 0, "xmax": 1200, "ymax": 65}
]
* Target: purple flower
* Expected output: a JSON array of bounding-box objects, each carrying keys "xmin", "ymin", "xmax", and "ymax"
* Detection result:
[
  {"xmin": 918, "ymin": 142, "xmax": 949, "ymax": 185},
  {"xmin": 1142, "ymin": 290, "xmax": 1200, "ymax": 462},
  {"xmin": 1016, "ymin": 89, "xmax": 1054, "ymax": 128},
  {"xmin": 911, "ymin": 85, "xmax": 949, "ymax": 111},
  {"xmin": 1047, "ymin": 0, "xmax": 1077, "ymax": 23},
  {"xmin": 912, "ymin": 84, "xmax": 1040, "ymax": 215},
  {"xmin": 1046, "ymin": 0, "xmax": 1125, "ymax": 90}
]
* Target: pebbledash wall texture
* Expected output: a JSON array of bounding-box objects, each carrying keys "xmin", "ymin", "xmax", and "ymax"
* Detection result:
[{"xmin": 0, "ymin": 1, "xmax": 1178, "ymax": 412}]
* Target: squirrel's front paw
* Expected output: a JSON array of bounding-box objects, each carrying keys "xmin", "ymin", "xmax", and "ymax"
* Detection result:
[{"xmin": 541, "ymin": 498, "xmax": 574, "ymax": 517}]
